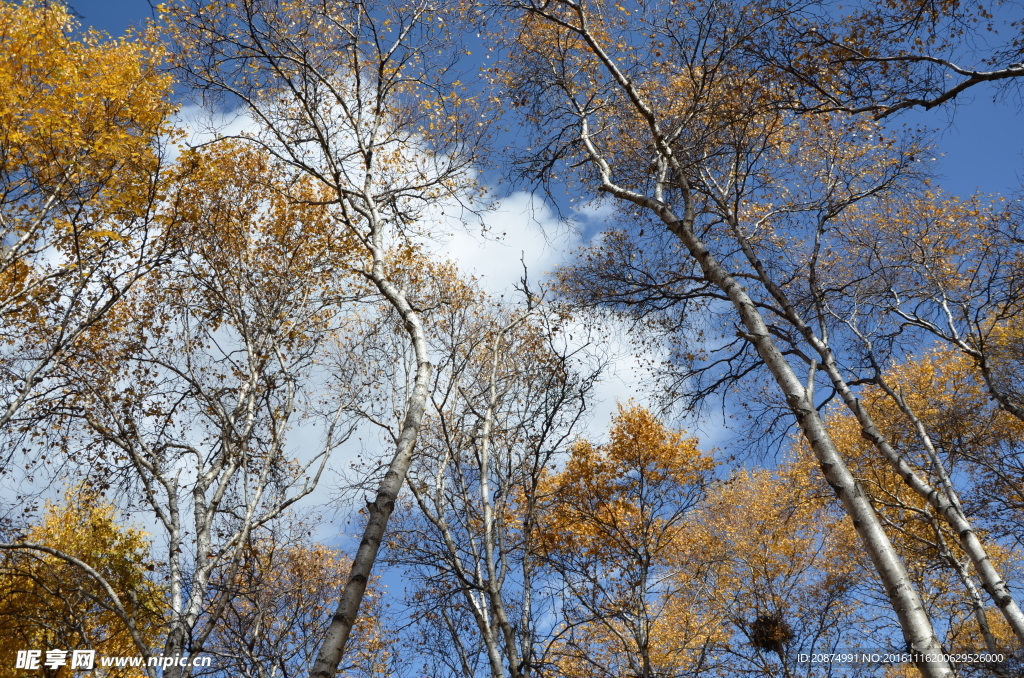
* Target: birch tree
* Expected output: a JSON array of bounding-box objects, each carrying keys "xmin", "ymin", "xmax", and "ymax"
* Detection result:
[
  {"xmin": 783, "ymin": 193, "xmax": 1024, "ymax": 647},
  {"xmin": 162, "ymin": 1, "xmax": 484, "ymax": 670},
  {"xmin": 0, "ymin": 0, "xmax": 178, "ymax": 446},
  {"xmin": 0, "ymin": 488, "xmax": 166, "ymax": 678},
  {"xmin": 202, "ymin": 522, "xmax": 396, "ymax": 678},
  {"xmin": 823, "ymin": 348, "xmax": 1022, "ymax": 673},
  {"xmin": 386, "ymin": 282, "xmax": 599, "ymax": 678},
  {"xmin": 536, "ymin": 405, "xmax": 715, "ymax": 678},
  {"xmin": 500, "ymin": 1, "xmax": 961, "ymax": 673},
  {"xmin": 35, "ymin": 143, "xmax": 359, "ymax": 678}
]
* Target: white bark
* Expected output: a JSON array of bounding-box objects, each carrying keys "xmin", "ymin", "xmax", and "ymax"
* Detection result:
[
  {"xmin": 406, "ymin": 311, "xmax": 532, "ymax": 678},
  {"xmin": 309, "ymin": 233, "xmax": 434, "ymax": 678},
  {"xmin": 868, "ymin": 369, "xmax": 1024, "ymax": 641},
  {"xmin": 723, "ymin": 205, "xmax": 1024, "ymax": 645},
  {"xmin": 515, "ymin": 3, "xmax": 953, "ymax": 668}
]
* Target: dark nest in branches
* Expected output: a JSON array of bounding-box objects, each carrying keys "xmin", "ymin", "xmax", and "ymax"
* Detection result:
[{"xmin": 749, "ymin": 612, "xmax": 794, "ymax": 655}]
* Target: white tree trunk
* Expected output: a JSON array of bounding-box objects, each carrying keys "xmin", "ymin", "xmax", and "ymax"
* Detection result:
[{"xmin": 309, "ymin": 264, "xmax": 433, "ymax": 678}]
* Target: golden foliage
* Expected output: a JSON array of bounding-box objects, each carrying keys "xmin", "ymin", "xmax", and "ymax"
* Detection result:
[
  {"xmin": 826, "ymin": 347, "xmax": 1024, "ymax": 528},
  {"xmin": 539, "ymin": 405, "xmax": 718, "ymax": 678},
  {"xmin": 687, "ymin": 457, "xmax": 867, "ymax": 671},
  {"xmin": 0, "ymin": 488, "xmax": 165, "ymax": 678},
  {"xmin": 824, "ymin": 347, "xmax": 1024, "ymax": 659},
  {"xmin": 165, "ymin": 141, "xmax": 365, "ymax": 315},
  {"xmin": 206, "ymin": 533, "xmax": 395, "ymax": 678},
  {"xmin": 0, "ymin": 0, "xmax": 176, "ymax": 271},
  {"xmin": 0, "ymin": 0, "xmax": 179, "ymax": 427},
  {"xmin": 0, "ymin": 1, "xmax": 174, "ymax": 210},
  {"xmin": 537, "ymin": 403, "xmax": 714, "ymax": 561}
]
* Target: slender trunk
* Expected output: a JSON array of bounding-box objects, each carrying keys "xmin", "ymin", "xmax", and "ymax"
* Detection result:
[
  {"xmin": 162, "ymin": 624, "xmax": 189, "ymax": 678},
  {"xmin": 725, "ymin": 209, "xmax": 1024, "ymax": 645},
  {"xmin": 658, "ymin": 209, "xmax": 953, "ymax": 677},
  {"xmin": 519, "ymin": 530, "xmax": 535, "ymax": 678},
  {"xmin": 687, "ymin": 248, "xmax": 949, "ymax": 675},
  {"xmin": 412, "ymin": 457, "xmax": 507, "ymax": 678},
  {"xmin": 162, "ymin": 487, "xmax": 188, "ymax": 678},
  {"xmin": 582, "ymin": 155, "xmax": 952, "ymax": 674},
  {"xmin": 309, "ymin": 357, "xmax": 432, "ymax": 678},
  {"xmin": 758, "ymin": 260, "xmax": 1024, "ymax": 644},
  {"xmin": 818, "ymin": 356, "xmax": 1024, "ymax": 644},
  {"xmin": 309, "ymin": 271, "xmax": 433, "ymax": 678},
  {"xmin": 875, "ymin": 374, "xmax": 1024, "ymax": 643},
  {"xmin": 929, "ymin": 510, "xmax": 1010, "ymax": 678},
  {"xmin": 479, "ymin": 325, "xmax": 525, "ymax": 678},
  {"xmin": 484, "ymin": 623, "xmax": 508, "ymax": 678}
]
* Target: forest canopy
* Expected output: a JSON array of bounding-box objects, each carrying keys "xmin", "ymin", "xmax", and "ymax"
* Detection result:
[{"xmin": 1, "ymin": 0, "xmax": 1024, "ymax": 677}]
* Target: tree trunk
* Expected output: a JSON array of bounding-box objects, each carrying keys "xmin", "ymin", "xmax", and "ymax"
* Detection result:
[
  {"xmin": 309, "ymin": 274, "xmax": 433, "ymax": 678},
  {"xmin": 838, "ymin": 365, "xmax": 1024, "ymax": 643},
  {"xmin": 665, "ymin": 214, "xmax": 953, "ymax": 677},
  {"xmin": 618, "ymin": 190, "xmax": 954, "ymax": 675}
]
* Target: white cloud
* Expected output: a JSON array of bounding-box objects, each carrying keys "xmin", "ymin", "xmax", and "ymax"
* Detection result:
[
  {"xmin": 428, "ymin": 191, "xmax": 580, "ymax": 296},
  {"xmin": 161, "ymin": 102, "xmax": 676, "ymax": 498},
  {"xmin": 169, "ymin": 104, "xmax": 257, "ymax": 159},
  {"xmin": 428, "ymin": 192, "xmax": 666, "ymax": 440}
]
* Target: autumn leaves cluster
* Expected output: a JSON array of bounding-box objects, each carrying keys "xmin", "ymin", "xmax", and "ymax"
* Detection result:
[{"xmin": 3, "ymin": 0, "xmax": 1024, "ymax": 677}]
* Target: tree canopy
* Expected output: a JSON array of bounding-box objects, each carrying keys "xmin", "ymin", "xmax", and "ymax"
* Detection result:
[{"xmin": 1, "ymin": 0, "xmax": 1023, "ymax": 677}]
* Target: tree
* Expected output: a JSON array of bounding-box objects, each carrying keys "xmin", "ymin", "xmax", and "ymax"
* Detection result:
[
  {"xmin": 203, "ymin": 522, "xmax": 396, "ymax": 678},
  {"xmin": 532, "ymin": 409, "xmax": 873, "ymax": 678},
  {"xmin": 160, "ymin": 2, "xmax": 484, "ymax": 671},
  {"xmin": 742, "ymin": 16, "xmax": 1024, "ymax": 645},
  {"xmin": 500, "ymin": 0, "xmax": 960, "ymax": 673},
  {"xmin": 535, "ymin": 405, "xmax": 715, "ymax": 678},
  {"xmin": 0, "ymin": 0, "xmax": 179, "ymax": 442},
  {"xmin": 689, "ymin": 460, "xmax": 873, "ymax": 678},
  {"xmin": 385, "ymin": 280, "xmax": 599, "ymax": 678},
  {"xmin": 782, "ymin": 191, "xmax": 1024, "ymax": 647},
  {"xmin": 747, "ymin": 0, "xmax": 1024, "ymax": 118},
  {"xmin": 824, "ymin": 191, "xmax": 1024, "ymax": 425},
  {"xmin": 0, "ymin": 487, "xmax": 165, "ymax": 678},
  {"xmin": 40, "ymin": 142, "xmax": 360, "ymax": 678},
  {"xmin": 823, "ymin": 348, "xmax": 1022, "ymax": 675}
]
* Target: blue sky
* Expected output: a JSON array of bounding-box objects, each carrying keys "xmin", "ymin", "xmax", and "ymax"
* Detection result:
[
  {"xmin": 72, "ymin": 0, "xmax": 1024, "ymax": 201},
  {"xmin": 64, "ymin": 0, "xmax": 1024, "ymax": 459},
  {"xmin": 67, "ymin": 0, "xmax": 155, "ymax": 33}
]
